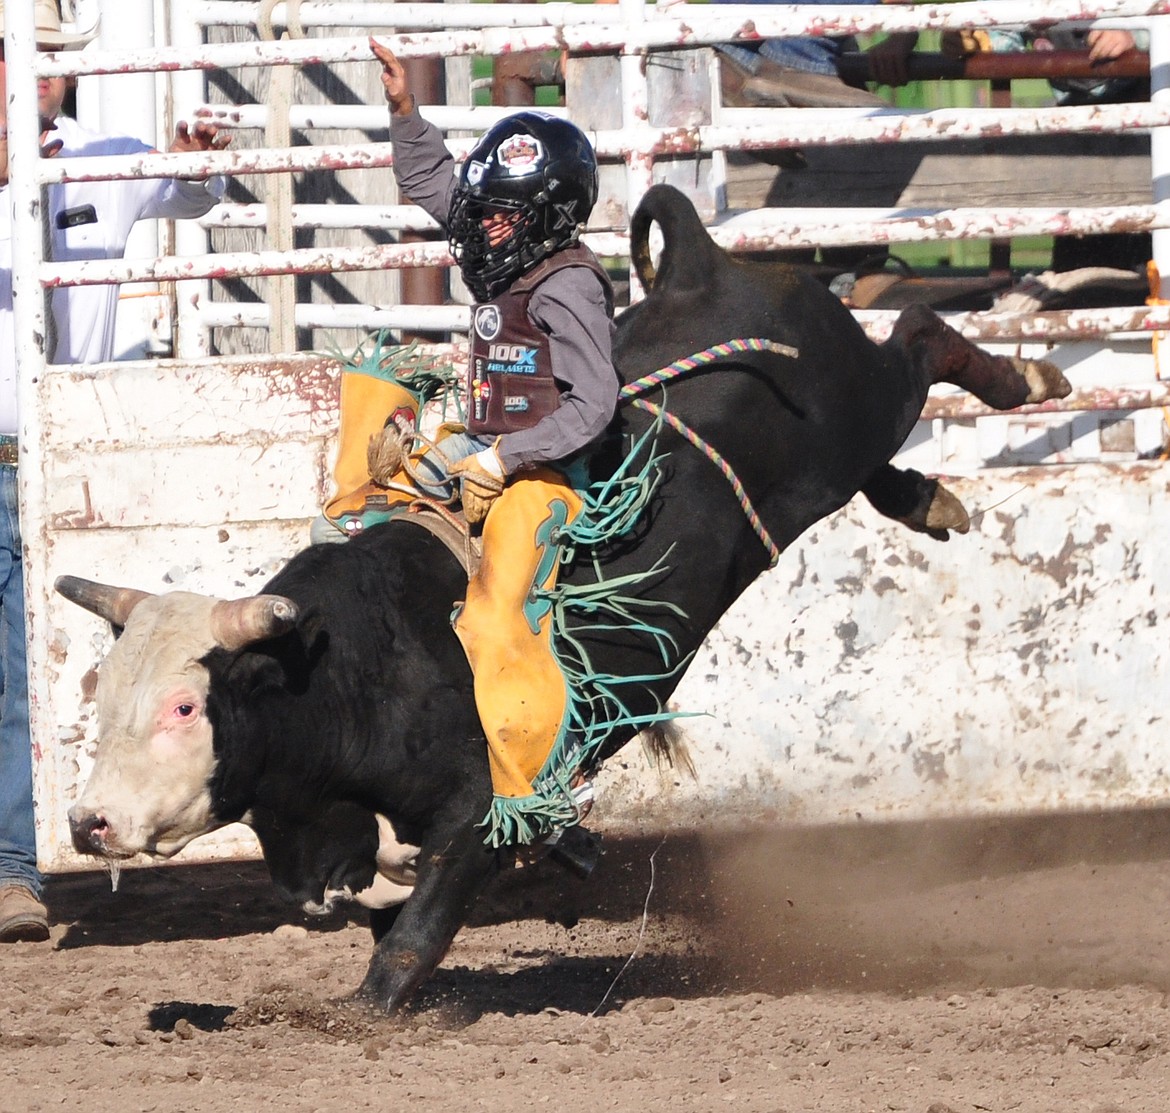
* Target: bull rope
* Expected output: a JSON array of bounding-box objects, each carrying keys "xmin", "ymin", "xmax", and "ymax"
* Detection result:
[{"xmin": 618, "ymin": 337, "xmax": 800, "ymax": 569}]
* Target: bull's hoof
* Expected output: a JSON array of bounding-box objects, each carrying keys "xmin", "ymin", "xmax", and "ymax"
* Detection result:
[
  {"xmin": 1014, "ymin": 357, "xmax": 1072, "ymax": 404},
  {"xmin": 548, "ymin": 825, "xmax": 604, "ymax": 879},
  {"xmin": 925, "ymin": 483, "xmax": 971, "ymax": 537},
  {"xmin": 898, "ymin": 479, "xmax": 970, "ymax": 541}
]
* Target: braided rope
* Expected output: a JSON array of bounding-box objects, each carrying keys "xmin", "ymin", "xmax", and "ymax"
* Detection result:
[
  {"xmin": 630, "ymin": 398, "xmax": 780, "ymax": 567},
  {"xmin": 619, "ymin": 337, "xmax": 798, "ymax": 401},
  {"xmin": 618, "ymin": 338, "xmax": 797, "ymax": 568}
]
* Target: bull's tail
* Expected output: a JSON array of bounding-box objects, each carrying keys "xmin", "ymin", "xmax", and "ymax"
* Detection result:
[{"xmin": 630, "ymin": 184, "xmax": 727, "ymax": 296}]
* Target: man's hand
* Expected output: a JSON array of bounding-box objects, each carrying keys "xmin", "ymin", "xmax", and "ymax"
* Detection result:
[
  {"xmin": 449, "ymin": 444, "xmax": 507, "ymax": 525},
  {"xmin": 867, "ymin": 31, "xmax": 919, "ymax": 88},
  {"xmin": 370, "ymin": 37, "xmax": 414, "ymax": 117},
  {"xmin": 1086, "ymin": 29, "xmax": 1136, "ymax": 62},
  {"xmin": 0, "ymin": 122, "xmax": 63, "ymax": 188},
  {"xmin": 169, "ymin": 121, "xmax": 230, "ymax": 154}
]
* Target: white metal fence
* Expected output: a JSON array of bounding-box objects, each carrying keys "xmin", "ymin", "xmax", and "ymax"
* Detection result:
[{"xmin": 13, "ymin": 1, "xmax": 1170, "ymax": 354}]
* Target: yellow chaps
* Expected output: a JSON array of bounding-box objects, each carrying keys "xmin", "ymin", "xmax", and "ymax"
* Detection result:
[
  {"xmin": 452, "ymin": 471, "xmax": 583, "ymax": 808},
  {"xmin": 323, "ymin": 365, "xmax": 422, "ymax": 527},
  {"xmin": 324, "ymin": 362, "xmax": 582, "ymax": 838}
]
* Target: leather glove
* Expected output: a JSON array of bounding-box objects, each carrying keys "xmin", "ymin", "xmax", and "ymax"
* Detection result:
[{"xmin": 448, "ymin": 441, "xmax": 507, "ymax": 525}]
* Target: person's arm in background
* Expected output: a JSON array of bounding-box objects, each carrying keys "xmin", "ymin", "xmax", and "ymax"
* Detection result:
[
  {"xmin": 863, "ymin": 0, "xmax": 922, "ymax": 89},
  {"xmin": 867, "ymin": 31, "xmax": 920, "ymax": 88},
  {"xmin": 1085, "ymin": 29, "xmax": 1138, "ymax": 61},
  {"xmin": 140, "ymin": 119, "xmax": 229, "ymax": 220},
  {"xmin": 0, "ymin": 120, "xmax": 63, "ymax": 188}
]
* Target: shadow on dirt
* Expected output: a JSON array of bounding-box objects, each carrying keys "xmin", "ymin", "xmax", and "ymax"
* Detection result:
[
  {"xmin": 45, "ymin": 805, "xmax": 1170, "ymax": 1003},
  {"xmin": 149, "ymin": 1001, "xmax": 237, "ymax": 1033}
]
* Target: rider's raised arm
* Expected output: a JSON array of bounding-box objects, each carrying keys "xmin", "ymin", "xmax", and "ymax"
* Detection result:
[{"xmin": 388, "ymin": 107, "xmax": 457, "ymax": 229}]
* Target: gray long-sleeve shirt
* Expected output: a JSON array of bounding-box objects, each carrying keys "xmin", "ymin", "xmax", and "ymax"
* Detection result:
[{"xmin": 390, "ymin": 106, "xmax": 617, "ymax": 474}]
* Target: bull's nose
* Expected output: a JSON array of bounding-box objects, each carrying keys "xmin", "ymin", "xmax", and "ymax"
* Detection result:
[{"xmin": 69, "ymin": 809, "xmax": 112, "ymax": 855}]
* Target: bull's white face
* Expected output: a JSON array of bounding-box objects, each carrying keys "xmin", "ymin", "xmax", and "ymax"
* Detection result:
[{"xmin": 69, "ymin": 593, "xmax": 224, "ymax": 859}]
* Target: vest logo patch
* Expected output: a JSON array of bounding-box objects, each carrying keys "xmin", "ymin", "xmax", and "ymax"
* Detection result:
[
  {"xmin": 474, "ymin": 305, "xmax": 502, "ymax": 340},
  {"xmin": 496, "ymin": 134, "xmax": 543, "ymax": 175},
  {"xmin": 503, "ymin": 396, "xmax": 530, "ymax": 412},
  {"xmin": 486, "ymin": 343, "xmax": 537, "ymax": 372}
]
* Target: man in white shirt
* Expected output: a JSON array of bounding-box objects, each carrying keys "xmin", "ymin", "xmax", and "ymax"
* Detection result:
[{"xmin": 0, "ymin": 0, "xmax": 229, "ymax": 942}]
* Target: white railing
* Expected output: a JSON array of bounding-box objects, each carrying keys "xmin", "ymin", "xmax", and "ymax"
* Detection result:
[{"xmin": 8, "ymin": 0, "xmax": 1170, "ymax": 365}]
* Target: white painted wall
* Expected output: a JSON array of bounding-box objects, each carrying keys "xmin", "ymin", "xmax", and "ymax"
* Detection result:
[{"xmin": 30, "ymin": 350, "xmax": 1170, "ymax": 869}]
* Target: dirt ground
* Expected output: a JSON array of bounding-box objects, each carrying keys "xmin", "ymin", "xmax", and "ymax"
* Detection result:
[{"xmin": 7, "ymin": 809, "xmax": 1170, "ymax": 1113}]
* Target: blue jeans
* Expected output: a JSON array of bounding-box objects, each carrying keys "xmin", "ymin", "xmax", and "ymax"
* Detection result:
[
  {"xmin": 715, "ymin": 0, "xmax": 863, "ymax": 78},
  {"xmin": 0, "ymin": 465, "xmax": 39, "ymax": 896},
  {"xmin": 412, "ymin": 431, "xmax": 493, "ymax": 498}
]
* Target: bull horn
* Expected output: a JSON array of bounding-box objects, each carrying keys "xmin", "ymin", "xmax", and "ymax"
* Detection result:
[
  {"xmin": 209, "ymin": 595, "xmax": 299, "ymax": 650},
  {"xmin": 55, "ymin": 575, "xmax": 153, "ymax": 627}
]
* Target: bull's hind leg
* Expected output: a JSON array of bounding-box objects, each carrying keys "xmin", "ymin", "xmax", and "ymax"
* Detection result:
[
  {"xmin": 862, "ymin": 464, "xmax": 969, "ymax": 541},
  {"xmin": 890, "ymin": 302, "xmax": 1070, "ymax": 408}
]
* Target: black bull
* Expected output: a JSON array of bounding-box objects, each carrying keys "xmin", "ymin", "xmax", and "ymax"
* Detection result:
[{"xmin": 57, "ymin": 185, "xmax": 1068, "ymax": 1012}]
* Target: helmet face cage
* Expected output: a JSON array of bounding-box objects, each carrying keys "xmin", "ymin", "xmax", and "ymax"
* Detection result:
[
  {"xmin": 447, "ymin": 194, "xmax": 543, "ymax": 302},
  {"xmin": 448, "ymin": 112, "xmax": 599, "ymax": 301}
]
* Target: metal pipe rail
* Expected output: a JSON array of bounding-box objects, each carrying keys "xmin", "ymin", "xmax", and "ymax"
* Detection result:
[
  {"xmin": 198, "ymin": 301, "xmax": 472, "ymax": 333},
  {"xmin": 34, "ymin": 2, "xmax": 1170, "ymax": 78},
  {"xmin": 857, "ymin": 303, "xmax": 1170, "ymax": 343},
  {"xmin": 51, "ymin": 204, "xmax": 1170, "ymax": 292},
  {"xmin": 194, "ymin": 203, "xmax": 1167, "ymax": 243},
  {"xmin": 839, "ymin": 47, "xmax": 1151, "ymax": 84},
  {"xmin": 188, "ymin": 0, "xmax": 1170, "ymax": 32},
  {"xmin": 191, "ymin": 103, "xmax": 568, "ymax": 132},
  {"xmin": 199, "ymin": 204, "xmax": 444, "ymax": 232},
  {"xmin": 30, "ymin": 101, "xmax": 1170, "ymax": 187}
]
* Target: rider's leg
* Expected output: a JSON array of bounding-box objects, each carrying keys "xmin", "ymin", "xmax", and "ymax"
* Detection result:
[
  {"xmin": 452, "ymin": 470, "xmax": 587, "ymax": 846},
  {"xmin": 314, "ymin": 369, "xmax": 423, "ymax": 542}
]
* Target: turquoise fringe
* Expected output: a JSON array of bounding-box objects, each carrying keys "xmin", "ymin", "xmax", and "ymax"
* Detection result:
[
  {"xmin": 326, "ymin": 332, "xmax": 464, "ymax": 418},
  {"xmin": 486, "ymin": 415, "xmax": 699, "ymax": 847}
]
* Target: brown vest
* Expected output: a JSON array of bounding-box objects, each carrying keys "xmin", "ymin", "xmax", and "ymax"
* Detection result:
[{"xmin": 467, "ymin": 244, "xmax": 612, "ymax": 437}]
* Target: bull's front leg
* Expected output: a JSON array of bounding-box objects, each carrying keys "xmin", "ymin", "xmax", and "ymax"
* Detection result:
[
  {"xmin": 357, "ymin": 810, "xmax": 499, "ymax": 1013},
  {"xmin": 861, "ymin": 463, "xmax": 970, "ymax": 540}
]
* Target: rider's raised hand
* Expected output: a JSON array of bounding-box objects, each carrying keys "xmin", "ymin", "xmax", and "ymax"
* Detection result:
[{"xmin": 370, "ymin": 37, "xmax": 414, "ymax": 117}]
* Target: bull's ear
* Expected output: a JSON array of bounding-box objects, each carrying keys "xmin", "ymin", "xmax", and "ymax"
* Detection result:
[
  {"xmin": 54, "ymin": 575, "xmax": 152, "ymax": 628},
  {"xmin": 210, "ymin": 594, "xmax": 299, "ymax": 651}
]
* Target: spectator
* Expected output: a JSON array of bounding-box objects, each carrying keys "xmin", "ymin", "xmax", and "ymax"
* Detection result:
[
  {"xmin": 983, "ymin": 25, "xmax": 1147, "ymax": 107},
  {"xmin": 0, "ymin": 0, "xmax": 228, "ymax": 943},
  {"xmin": 953, "ymin": 24, "xmax": 1150, "ymax": 274},
  {"xmin": 714, "ymin": 0, "xmax": 919, "ymax": 108}
]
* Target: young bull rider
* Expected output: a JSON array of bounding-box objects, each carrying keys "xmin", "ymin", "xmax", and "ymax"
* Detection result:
[{"xmin": 330, "ymin": 40, "xmax": 621, "ymax": 846}]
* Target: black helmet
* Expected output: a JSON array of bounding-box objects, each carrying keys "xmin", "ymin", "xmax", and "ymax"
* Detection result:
[{"xmin": 448, "ymin": 111, "xmax": 599, "ymax": 301}]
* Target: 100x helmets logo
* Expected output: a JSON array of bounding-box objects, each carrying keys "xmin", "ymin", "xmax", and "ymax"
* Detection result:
[
  {"xmin": 474, "ymin": 305, "xmax": 502, "ymax": 340},
  {"xmin": 496, "ymin": 134, "xmax": 543, "ymax": 175}
]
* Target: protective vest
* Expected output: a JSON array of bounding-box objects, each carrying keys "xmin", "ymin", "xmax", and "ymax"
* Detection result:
[{"xmin": 467, "ymin": 244, "xmax": 612, "ymax": 437}]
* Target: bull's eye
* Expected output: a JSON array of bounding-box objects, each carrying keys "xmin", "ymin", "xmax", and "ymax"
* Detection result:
[{"xmin": 175, "ymin": 703, "xmax": 196, "ymax": 718}]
